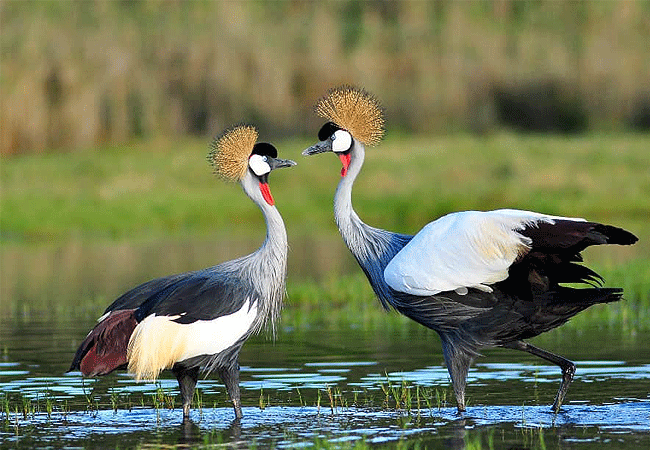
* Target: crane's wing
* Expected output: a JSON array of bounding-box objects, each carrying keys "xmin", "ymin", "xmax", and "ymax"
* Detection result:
[
  {"xmin": 137, "ymin": 272, "xmax": 252, "ymax": 323},
  {"xmin": 123, "ymin": 271, "xmax": 259, "ymax": 380},
  {"xmin": 103, "ymin": 270, "xmax": 248, "ymax": 322},
  {"xmin": 383, "ymin": 209, "xmax": 591, "ymax": 296},
  {"xmin": 103, "ymin": 273, "xmax": 189, "ymax": 313},
  {"xmin": 71, "ymin": 269, "xmax": 255, "ymax": 378}
]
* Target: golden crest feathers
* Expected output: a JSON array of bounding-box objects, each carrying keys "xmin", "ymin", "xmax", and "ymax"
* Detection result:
[
  {"xmin": 208, "ymin": 125, "xmax": 258, "ymax": 181},
  {"xmin": 315, "ymin": 85, "xmax": 385, "ymax": 146}
]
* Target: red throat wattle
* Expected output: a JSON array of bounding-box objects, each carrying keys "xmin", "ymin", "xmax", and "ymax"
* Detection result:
[
  {"xmin": 339, "ymin": 153, "xmax": 351, "ymax": 177},
  {"xmin": 260, "ymin": 182, "xmax": 275, "ymax": 206}
]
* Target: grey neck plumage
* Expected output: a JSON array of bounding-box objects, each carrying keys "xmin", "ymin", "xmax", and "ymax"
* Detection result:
[
  {"xmin": 230, "ymin": 173, "xmax": 288, "ymax": 336},
  {"xmin": 333, "ymin": 142, "xmax": 412, "ymax": 310}
]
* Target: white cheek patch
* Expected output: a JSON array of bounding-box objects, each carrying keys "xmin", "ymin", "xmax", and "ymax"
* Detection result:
[
  {"xmin": 332, "ymin": 130, "xmax": 352, "ymax": 153},
  {"xmin": 249, "ymin": 154, "xmax": 271, "ymax": 176}
]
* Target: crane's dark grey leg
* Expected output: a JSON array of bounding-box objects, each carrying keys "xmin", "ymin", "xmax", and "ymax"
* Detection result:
[
  {"xmin": 504, "ymin": 340, "xmax": 576, "ymax": 413},
  {"xmin": 442, "ymin": 340, "xmax": 474, "ymax": 413},
  {"xmin": 172, "ymin": 365, "xmax": 199, "ymax": 419},
  {"xmin": 218, "ymin": 364, "xmax": 242, "ymax": 419}
]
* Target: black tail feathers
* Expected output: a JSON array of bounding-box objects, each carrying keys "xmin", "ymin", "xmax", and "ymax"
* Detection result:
[
  {"xmin": 593, "ymin": 224, "xmax": 638, "ymax": 246},
  {"xmin": 555, "ymin": 286, "xmax": 624, "ymax": 307}
]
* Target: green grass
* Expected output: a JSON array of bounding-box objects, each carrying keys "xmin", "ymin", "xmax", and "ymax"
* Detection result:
[
  {"xmin": 2, "ymin": 133, "xmax": 649, "ymax": 243},
  {"xmin": 2, "ymin": 133, "xmax": 649, "ymax": 330}
]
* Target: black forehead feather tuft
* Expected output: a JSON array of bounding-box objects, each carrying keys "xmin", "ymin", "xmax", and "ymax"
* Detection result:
[
  {"xmin": 318, "ymin": 122, "xmax": 341, "ymax": 141},
  {"xmin": 252, "ymin": 142, "xmax": 278, "ymax": 159}
]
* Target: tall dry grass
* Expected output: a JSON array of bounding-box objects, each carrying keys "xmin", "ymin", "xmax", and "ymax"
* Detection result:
[{"xmin": 1, "ymin": 0, "xmax": 649, "ymax": 155}]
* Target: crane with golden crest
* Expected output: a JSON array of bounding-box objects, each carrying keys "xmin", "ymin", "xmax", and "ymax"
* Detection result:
[
  {"xmin": 70, "ymin": 125, "xmax": 296, "ymax": 420},
  {"xmin": 303, "ymin": 85, "xmax": 638, "ymax": 413}
]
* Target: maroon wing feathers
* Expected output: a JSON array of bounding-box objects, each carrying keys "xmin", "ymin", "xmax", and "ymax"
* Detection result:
[{"xmin": 69, "ymin": 309, "xmax": 138, "ymax": 377}]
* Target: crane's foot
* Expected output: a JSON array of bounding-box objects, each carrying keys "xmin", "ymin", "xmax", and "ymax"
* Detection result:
[
  {"xmin": 182, "ymin": 402, "xmax": 191, "ymax": 419},
  {"xmin": 551, "ymin": 362, "xmax": 576, "ymax": 413}
]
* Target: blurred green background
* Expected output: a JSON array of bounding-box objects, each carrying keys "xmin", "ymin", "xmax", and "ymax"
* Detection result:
[
  {"xmin": 2, "ymin": 1, "xmax": 649, "ymax": 155},
  {"xmin": 1, "ymin": 1, "xmax": 649, "ymax": 323}
]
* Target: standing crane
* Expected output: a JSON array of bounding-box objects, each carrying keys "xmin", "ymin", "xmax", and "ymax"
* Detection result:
[
  {"xmin": 70, "ymin": 125, "xmax": 296, "ymax": 419},
  {"xmin": 302, "ymin": 86, "xmax": 638, "ymax": 413}
]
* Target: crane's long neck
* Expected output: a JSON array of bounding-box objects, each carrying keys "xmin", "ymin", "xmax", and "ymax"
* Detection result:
[
  {"xmin": 333, "ymin": 143, "xmax": 412, "ymax": 309},
  {"xmin": 240, "ymin": 175, "xmax": 288, "ymax": 335},
  {"xmin": 255, "ymin": 200, "xmax": 288, "ymax": 334}
]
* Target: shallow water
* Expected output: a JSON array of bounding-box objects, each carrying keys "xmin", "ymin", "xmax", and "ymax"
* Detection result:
[
  {"xmin": 2, "ymin": 316, "xmax": 650, "ymax": 449},
  {"xmin": 5, "ymin": 403, "xmax": 650, "ymax": 449},
  {"xmin": 1, "ymin": 241, "xmax": 650, "ymax": 449}
]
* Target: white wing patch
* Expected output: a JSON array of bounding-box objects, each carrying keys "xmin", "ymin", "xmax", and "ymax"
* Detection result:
[
  {"xmin": 127, "ymin": 299, "xmax": 258, "ymax": 380},
  {"xmin": 384, "ymin": 209, "xmax": 584, "ymax": 296}
]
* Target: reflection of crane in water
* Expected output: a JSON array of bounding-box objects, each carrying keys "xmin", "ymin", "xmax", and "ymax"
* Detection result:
[
  {"xmin": 70, "ymin": 125, "xmax": 296, "ymax": 419},
  {"xmin": 303, "ymin": 85, "xmax": 638, "ymax": 413}
]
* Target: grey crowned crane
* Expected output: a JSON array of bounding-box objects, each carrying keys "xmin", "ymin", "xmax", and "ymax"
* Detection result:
[
  {"xmin": 70, "ymin": 125, "xmax": 296, "ymax": 419},
  {"xmin": 302, "ymin": 86, "xmax": 638, "ymax": 413}
]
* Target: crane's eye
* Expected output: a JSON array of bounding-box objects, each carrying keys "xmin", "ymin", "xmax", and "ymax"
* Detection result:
[
  {"xmin": 249, "ymin": 154, "xmax": 271, "ymax": 176},
  {"xmin": 331, "ymin": 129, "xmax": 352, "ymax": 153}
]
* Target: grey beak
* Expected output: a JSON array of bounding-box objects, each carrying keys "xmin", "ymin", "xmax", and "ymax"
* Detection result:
[
  {"xmin": 270, "ymin": 158, "xmax": 297, "ymax": 170},
  {"xmin": 302, "ymin": 140, "xmax": 332, "ymax": 156}
]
